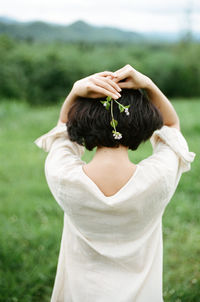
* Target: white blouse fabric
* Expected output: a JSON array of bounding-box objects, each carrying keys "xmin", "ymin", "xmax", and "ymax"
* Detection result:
[{"xmin": 34, "ymin": 122, "xmax": 195, "ymax": 302}]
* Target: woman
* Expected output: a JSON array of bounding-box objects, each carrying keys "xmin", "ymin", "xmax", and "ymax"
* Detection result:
[{"xmin": 35, "ymin": 65, "xmax": 195, "ymax": 302}]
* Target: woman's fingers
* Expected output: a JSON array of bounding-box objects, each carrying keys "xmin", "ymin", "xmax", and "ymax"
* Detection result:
[
  {"xmin": 90, "ymin": 85, "xmax": 120, "ymax": 99},
  {"xmin": 113, "ymin": 70, "xmax": 131, "ymax": 82},
  {"xmin": 97, "ymin": 71, "xmax": 114, "ymax": 77},
  {"xmin": 114, "ymin": 64, "xmax": 134, "ymax": 75},
  {"xmin": 114, "ymin": 65, "xmax": 129, "ymax": 74},
  {"xmin": 113, "ymin": 64, "xmax": 134, "ymax": 82},
  {"xmin": 93, "ymin": 77, "xmax": 121, "ymax": 98},
  {"xmin": 103, "ymin": 77, "xmax": 121, "ymax": 92},
  {"xmin": 118, "ymin": 81, "xmax": 133, "ymax": 89}
]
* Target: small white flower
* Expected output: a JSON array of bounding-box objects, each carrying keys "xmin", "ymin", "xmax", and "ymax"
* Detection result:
[
  {"xmin": 124, "ymin": 108, "xmax": 129, "ymax": 116},
  {"xmin": 103, "ymin": 103, "xmax": 107, "ymax": 107},
  {"xmin": 113, "ymin": 131, "xmax": 122, "ymax": 140}
]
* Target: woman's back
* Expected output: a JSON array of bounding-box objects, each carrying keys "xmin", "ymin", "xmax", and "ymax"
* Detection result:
[{"xmin": 82, "ymin": 146, "xmax": 137, "ymax": 197}]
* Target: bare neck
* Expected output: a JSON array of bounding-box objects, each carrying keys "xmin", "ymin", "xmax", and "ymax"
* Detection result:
[{"xmin": 91, "ymin": 145, "xmax": 132, "ymax": 166}]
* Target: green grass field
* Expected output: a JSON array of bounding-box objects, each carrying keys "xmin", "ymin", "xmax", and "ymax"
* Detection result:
[{"xmin": 0, "ymin": 99, "xmax": 199, "ymax": 302}]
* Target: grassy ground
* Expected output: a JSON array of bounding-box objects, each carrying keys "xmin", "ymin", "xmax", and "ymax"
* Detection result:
[{"xmin": 0, "ymin": 99, "xmax": 199, "ymax": 302}]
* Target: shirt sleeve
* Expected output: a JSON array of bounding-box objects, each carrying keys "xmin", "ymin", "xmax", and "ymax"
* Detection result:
[
  {"xmin": 150, "ymin": 125, "xmax": 195, "ymax": 173},
  {"xmin": 142, "ymin": 125, "xmax": 196, "ymax": 194},
  {"xmin": 34, "ymin": 121, "xmax": 86, "ymax": 213},
  {"xmin": 34, "ymin": 121, "xmax": 85, "ymax": 184}
]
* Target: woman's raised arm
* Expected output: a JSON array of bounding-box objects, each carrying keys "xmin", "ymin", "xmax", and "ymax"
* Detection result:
[
  {"xmin": 58, "ymin": 71, "xmax": 121, "ymax": 125},
  {"xmin": 113, "ymin": 64, "xmax": 180, "ymax": 130}
]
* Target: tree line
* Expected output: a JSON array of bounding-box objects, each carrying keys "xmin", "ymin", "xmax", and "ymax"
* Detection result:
[{"xmin": 0, "ymin": 35, "xmax": 200, "ymax": 105}]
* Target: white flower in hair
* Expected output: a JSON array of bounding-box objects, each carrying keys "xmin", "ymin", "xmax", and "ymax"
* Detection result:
[
  {"xmin": 125, "ymin": 108, "xmax": 130, "ymax": 115},
  {"xmin": 113, "ymin": 131, "xmax": 122, "ymax": 140},
  {"xmin": 100, "ymin": 96, "xmax": 131, "ymax": 140}
]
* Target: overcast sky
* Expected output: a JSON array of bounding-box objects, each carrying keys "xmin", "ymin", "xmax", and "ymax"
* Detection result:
[{"xmin": 1, "ymin": 0, "xmax": 200, "ymax": 33}]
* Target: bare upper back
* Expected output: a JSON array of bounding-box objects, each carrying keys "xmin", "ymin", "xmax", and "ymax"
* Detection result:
[{"xmin": 82, "ymin": 162, "xmax": 137, "ymax": 197}]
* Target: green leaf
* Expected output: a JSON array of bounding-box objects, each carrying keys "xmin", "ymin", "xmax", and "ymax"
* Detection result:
[
  {"xmin": 106, "ymin": 96, "xmax": 112, "ymax": 102},
  {"xmin": 125, "ymin": 105, "xmax": 130, "ymax": 108},
  {"xmin": 110, "ymin": 119, "xmax": 118, "ymax": 128},
  {"xmin": 118, "ymin": 104, "xmax": 124, "ymax": 113},
  {"xmin": 100, "ymin": 100, "xmax": 110, "ymax": 110},
  {"xmin": 106, "ymin": 102, "xmax": 110, "ymax": 110}
]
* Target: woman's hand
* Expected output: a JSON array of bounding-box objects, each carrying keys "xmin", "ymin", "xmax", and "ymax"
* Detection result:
[
  {"xmin": 58, "ymin": 71, "xmax": 121, "ymax": 124},
  {"xmin": 72, "ymin": 71, "xmax": 121, "ymax": 100},
  {"xmin": 112, "ymin": 64, "xmax": 152, "ymax": 90},
  {"xmin": 111, "ymin": 65, "xmax": 180, "ymax": 130}
]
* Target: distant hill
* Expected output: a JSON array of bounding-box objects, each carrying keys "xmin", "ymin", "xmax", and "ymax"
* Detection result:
[
  {"xmin": 0, "ymin": 18, "xmax": 143, "ymax": 43},
  {"xmin": 0, "ymin": 16, "xmax": 199, "ymax": 43}
]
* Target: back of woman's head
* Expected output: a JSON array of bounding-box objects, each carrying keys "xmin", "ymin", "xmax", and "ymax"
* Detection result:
[{"xmin": 67, "ymin": 89, "xmax": 163, "ymax": 151}]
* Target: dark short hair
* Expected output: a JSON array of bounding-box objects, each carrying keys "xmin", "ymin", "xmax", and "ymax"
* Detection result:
[{"xmin": 66, "ymin": 89, "xmax": 163, "ymax": 151}]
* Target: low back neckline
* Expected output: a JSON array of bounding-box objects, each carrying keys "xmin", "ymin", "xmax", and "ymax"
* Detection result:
[{"xmin": 80, "ymin": 164, "xmax": 140, "ymax": 200}]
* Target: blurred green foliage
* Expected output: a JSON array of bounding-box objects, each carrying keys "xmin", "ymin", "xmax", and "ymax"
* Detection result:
[{"xmin": 0, "ymin": 35, "xmax": 200, "ymax": 105}]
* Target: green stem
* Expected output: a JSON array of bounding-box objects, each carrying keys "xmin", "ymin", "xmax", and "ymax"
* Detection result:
[
  {"xmin": 110, "ymin": 99, "xmax": 116, "ymax": 132},
  {"xmin": 113, "ymin": 99, "xmax": 126, "ymax": 108}
]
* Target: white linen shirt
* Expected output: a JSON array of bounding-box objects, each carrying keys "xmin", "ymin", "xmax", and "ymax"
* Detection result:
[{"xmin": 34, "ymin": 123, "xmax": 195, "ymax": 302}]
